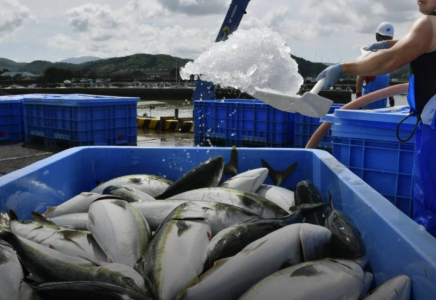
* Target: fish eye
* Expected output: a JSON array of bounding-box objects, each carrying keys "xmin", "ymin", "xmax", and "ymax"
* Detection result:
[{"xmin": 122, "ymin": 276, "xmax": 135, "ymax": 287}]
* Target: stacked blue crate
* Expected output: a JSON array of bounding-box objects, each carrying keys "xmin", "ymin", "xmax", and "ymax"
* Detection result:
[
  {"xmin": 322, "ymin": 106, "xmax": 418, "ymax": 216},
  {"xmin": 293, "ymin": 104, "xmax": 343, "ymax": 148},
  {"xmin": 0, "ymin": 95, "xmax": 26, "ymax": 142},
  {"xmin": 23, "ymin": 94, "xmax": 139, "ymax": 146},
  {"xmin": 194, "ymin": 99, "xmax": 295, "ymax": 147}
]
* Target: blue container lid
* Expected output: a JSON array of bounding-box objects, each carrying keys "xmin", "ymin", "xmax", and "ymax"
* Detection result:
[
  {"xmin": 321, "ymin": 106, "xmax": 418, "ymax": 131},
  {"xmin": 0, "ymin": 95, "xmax": 27, "ymax": 103},
  {"xmin": 23, "ymin": 94, "xmax": 140, "ymax": 106}
]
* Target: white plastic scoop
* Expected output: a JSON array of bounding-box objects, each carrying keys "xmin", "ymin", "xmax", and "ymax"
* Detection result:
[{"xmin": 252, "ymin": 78, "xmax": 333, "ymax": 118}]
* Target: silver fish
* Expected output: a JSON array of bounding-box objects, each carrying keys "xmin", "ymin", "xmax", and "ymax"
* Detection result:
[
  {"xmin": 88, "ymin": 199, "xmax": 151, "ymax": 267},
  {"xmin": 0, "ymin": 241, "xmax": 24, "ymax": 300},
  {"xmin": 363, "ymin": 275, "xmax": 411, "ymax": 300},
  {"xmin": 167, "ymin": 187, "xmax": 288, "ymax": 218},
  {"xmin": 44, "ymin": 192, "xmax": 102, "ymax": 218},
  {"xmin": 0, "ymin": 230, "xmax": 148, "ymax": 295},
  {"xmin": 219, "ymin": 168, "xmax": 268, "ymax": 193},
  {"xmin": 239, "ymin": 259, "xmax": 372, "ymax": 300},
  {"xmin": 156, "ymin": 156, "xmax": 224, "ymax": 199},
  {"xmin": 256, "ymin": 184, "xmax": 295, "ymax": 212},
  {"xmin": 10, "ymin": 219, "xmax": 106, "ymax": 261},
  {"xmin": 135, "ymin": 202, "xmax": 211, "ymax": 300},
  {"xmin": 132, "ymin": 200, "xmax": 260, "ymax": 234},
  {"xmin": 91, "ymin": 175, "xmax": 172, "ymax": 197},
  {"xmin": 178, "ymin": 223, "xmax": 332, "ymax": 300},
  {"xmin": 102, "ymin": 185, "xmax": 156, "ymax": 202},
  {"xmin": 50, "ymin": 213, "xmax": 89, "ymax": 230}
]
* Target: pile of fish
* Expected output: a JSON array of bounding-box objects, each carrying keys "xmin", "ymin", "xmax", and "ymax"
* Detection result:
[{"xmin": 0, "ymin": 149, "xmax": 412, "ymax": 300}]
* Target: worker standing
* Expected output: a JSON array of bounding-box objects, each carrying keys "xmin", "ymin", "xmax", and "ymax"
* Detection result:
[
  {"xmin": 316, "ymin": 0, "xmax": 436, "ymax": 236},
  {"xmin": 356, "ymin": 22, "xmax": 396, "ymax": 108}
]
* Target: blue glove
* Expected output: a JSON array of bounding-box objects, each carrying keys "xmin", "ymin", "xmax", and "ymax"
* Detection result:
[
  {"xmin": 316, "ymin": 64, "xmax": 343, "ymax": 90},
  {"xmin": 362, "ymin": 41, "xmax": 387, "ymax": 52}
]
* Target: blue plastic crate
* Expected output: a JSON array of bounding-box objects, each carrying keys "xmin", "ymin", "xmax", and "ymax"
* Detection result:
[
  {"xmin": 23, "ymin": 94, "xmax": 139, "ymax": 146},
  {"xmin": 324, "ymin": 106, "xmax": 418, "ymax": 216},
  {"xmin": 293, "ymin": 104, "xmax": 343, "ymax": 148},
  {"xmin": 194, "ymin": 99, "xmax": 295, "ymax": 147},
  {"xmin": 0, "ymin": 146, "xmax": 435, "ymax": 299},
  {"xmin": 0, "ymin": 95, "xmax": 25, "ymax": 142}
]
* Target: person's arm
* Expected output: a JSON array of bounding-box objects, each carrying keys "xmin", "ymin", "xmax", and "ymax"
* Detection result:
[
  {"xmin": 343, "ymin": 16, "xmax": 433, "ymax": 76},
  {"xmin": 356, "ymin": 75, "xmax": 364, "ymax": 98}
]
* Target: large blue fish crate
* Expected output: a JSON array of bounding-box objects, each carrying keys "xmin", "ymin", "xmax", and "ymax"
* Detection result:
[
  {"xmin": 23, "ymin": 94, "xmax": 139, "ymax": 146},
  {"xmin": 322, "ymin": 106, "xmax": 418, "ymax": 216},
  {"xmin": 293, "ymin": 104, "xmax": 343, "ymax": 149},
  {"xmin": 0, "ymin": 95, "xmax": 25, "ymax": 142},
  {"xmin": 194, "ymin": 99, "xmax": 295, "ymax": 147},
  {"xmin": 0, "ymin": 146, "xmax": 435, "ymax": 299}
]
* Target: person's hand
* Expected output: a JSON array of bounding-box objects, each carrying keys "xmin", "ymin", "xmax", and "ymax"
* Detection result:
[
  {"xmin": 356, "ymin": 91, "xmax": 362, "ymax": 99},
  {"xmin": 362, "ymin": 41, "xmax": 387, "ymax": 52},
  {"xmin": 316, "ymin": 64, "xmax": 343, "ymax": 90}
]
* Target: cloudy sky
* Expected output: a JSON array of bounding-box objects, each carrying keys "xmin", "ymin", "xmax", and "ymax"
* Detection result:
[{"xmin": 0, "ymin": 0, "xmax": 420, "ymax": 64}]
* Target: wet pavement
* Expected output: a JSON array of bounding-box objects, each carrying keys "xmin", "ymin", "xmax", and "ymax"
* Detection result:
[{"xmin": 0, "ymin": 130, "xmax": 195, "ymax": 177}]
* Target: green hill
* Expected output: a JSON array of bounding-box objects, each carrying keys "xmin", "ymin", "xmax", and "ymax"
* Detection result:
[{"xmin": 0, "ymin": 53, "xmax": 409, "ymax": 81}]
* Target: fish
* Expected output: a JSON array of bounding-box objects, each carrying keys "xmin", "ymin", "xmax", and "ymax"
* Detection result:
[
  {"xmin": 363, "ymin": 275, "xmax": 411, "ymax": 300},
  {"xmin": 238, "ymin": 259, "xmax": 373, "ymax": 300},
  {"xmin": 177, "ymin": 223, "xmax": 332, "ymax": 300},
  {"xmin": 223, "ymin": 146, "xmax": 238, "ymax": 177},
  {"xmin": 0, "ymin": 230, "xmax": 148, "ymax": 295},
  {"xmin": 91, "ymin": 175, "xmax": 173, "ymax": 197},
  {"xmin": 0, "ymin": 240, "xmax": 24, "ymax": 300},
  {"xmin": 43, "ymin": 192, "xmax": 103, "ymax": 218},
  {"xmin": 33, "ymin": 281, "xmax": 152, "ymax": 300},
  {"xmin": 255, "ymin": 184, "xmax": 295, "ymax": 212},
  {"xmin": 261, "ymin": 159, "xmax": 297, "ymax": 187},
  {"xmin": 155, "ymin": 156, "xmax": 224, "ymax": 199},
  {"xmin": 88, "ymin": 199, "xmax": 151, "ymax": 267},
  {"xmin": 50, "ymin": 213, "xmax": 89, "ymax": 231},
  {"xmin": 102, "ymin": 185, "xmax": 156, "ymax": 202},
  {"xmin": 167, "ymin": 187, "xmax": 288, "ymax": 218},
  {"xmin": 132, "ymin": 200, "xmax": 260, "ymax": 234},
  {"xmin": 9, "ymin": 215, "xmax": 106, "ymax": 262},
  {"xmin": 219, "ymin": 168, "xmax": 268, "ymax": 193},
  {"xmin": 135, "ymin": 202, "xmax": 211, "ymax": 300},
  {"xmin": 19, "ymin": 281, "xmax": 42, "ymax": 300},
  {"xmin": 294, "ymin": 180, "xmax": 327, "ymax": 225},
  {"xmin": 203, "ymin": 203, "xmax": 323, "ymax": 271},
  {"xmin": 324, "ymin": 200, "xmax": 367, "ymax": 268}
]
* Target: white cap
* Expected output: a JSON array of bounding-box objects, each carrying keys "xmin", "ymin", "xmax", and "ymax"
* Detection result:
[{"xmin": 376, "ymin": 22, "xmax": 394, "ymax": 37}]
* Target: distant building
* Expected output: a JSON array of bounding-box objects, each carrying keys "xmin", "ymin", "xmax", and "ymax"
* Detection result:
[{"xmin": 99, "ymin": 67, "xmax": 173, "ymax": 80}]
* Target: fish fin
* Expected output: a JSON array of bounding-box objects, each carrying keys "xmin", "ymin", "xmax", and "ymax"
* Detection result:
[
  {"xmin": 31, "ymin": 211, "xmax": 55, "ymax": 225},
  {"xmin": 199, "ymin": 257, "xmax": 230, "ymax": 280},
  {"xmin": 261, "ymin": 159, "xmax": 297, "ymax": 186},
  {"xmin": 78, "ymin": 255, "xmax": 102, "ymax": 266},
  {"xmin": 261, "ymin": 159, "xmax": 279, "ymax": 186},
  {"xmin": 43, "ymin": 206, "xmax": 56, "ymax": 216},
  {"xmin": 92, "ymin": 195, "xmax": 125, "ymax": 202},
  {"xmin": 8, "ymin": 210, "xmax": 19, "ymax": 221},
  {"xmin": 282, "ymin": 162, "xmax": 298, "ymax": 183},
  {"xmin": 223, "ymin": 146, "xmax": 238, "ymax": 176},
  {"xmin": 175, "ymin": 277, "xmax": 200, "ymax": 300},
  {"xmin": 95, "ymin": 180, "xmax": 103, "ymax": 186}
]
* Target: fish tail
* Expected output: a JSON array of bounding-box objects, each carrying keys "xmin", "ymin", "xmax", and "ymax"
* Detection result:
[
  {"xmin": 31, "ymin": 211, "xmax": 55, "ymax": 225},
  {"xmin": 223, "ymin": 146, "xmax": 238, "ymax": 176},
  {"xmin": 262, "ymin": 159, "xmax": 298, "ymax": 186},
  {"xmin": 43, "ymin": 206, "xmax": 56, "ymax": 216}
]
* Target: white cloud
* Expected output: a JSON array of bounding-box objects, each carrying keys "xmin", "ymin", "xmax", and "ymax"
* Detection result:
[
  {"xmin": 0, "ymin": 0, "xmax": 34, "ymax": 42},
  {"xmin": 158, "ymin": 0, "xmax": 229, "ymax": 16}
]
